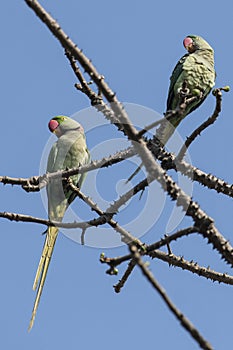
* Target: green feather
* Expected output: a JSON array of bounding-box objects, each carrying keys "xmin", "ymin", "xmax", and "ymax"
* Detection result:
[
  {"xmin": 29, "ymin": 116, "xmax": 90, "ymax": 330},
  {"xmin": 157, "ymin": 35, "xmax": 215, "ymax": 145},
  {"xmin": 126, "ymin": 35, "xmax": 216, "ymax": 183}
]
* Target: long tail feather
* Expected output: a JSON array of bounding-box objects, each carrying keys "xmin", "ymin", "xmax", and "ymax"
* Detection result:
[
  {"xmin": 28, "ymin": 226, "xmax": 58, "ymax": 331},
  {"xmin": 32, "ymin": 235, "xmax": 49, "ymax": 291},
  {"xmin": 155, "ymin": 115, "xmax": 183, "ymax": 146}
]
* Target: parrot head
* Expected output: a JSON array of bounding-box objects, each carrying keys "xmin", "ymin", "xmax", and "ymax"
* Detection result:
[
  {"xmin": 48, "ymin": 115, "xmax": 84, "ymax": 137},
  {"xmin": 183, "ymin": 35, "xmax": 214, "ymax": 54}
]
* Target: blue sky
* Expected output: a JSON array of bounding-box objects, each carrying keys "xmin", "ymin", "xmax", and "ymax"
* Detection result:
[{"xmin": 1, "ymin": 1, "xmax": 233, "ymax": 349}]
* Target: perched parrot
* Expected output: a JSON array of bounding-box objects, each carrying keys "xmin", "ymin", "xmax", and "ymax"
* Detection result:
[
  {"xmin": 127, "ymin": 35, "xmax": 215, "ymax": 182},
  {"xmin": 29, "ymin": 116, "xmax": 90, "ymax": 330},
  {"xmin": 156, "ymin": 34, "xmax": 216, "ymax": 145}
]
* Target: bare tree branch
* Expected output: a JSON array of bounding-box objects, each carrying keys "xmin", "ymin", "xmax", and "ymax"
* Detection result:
[
  {"xmin": 100, "ymin": 227, "xmax": 196, "ymax": 269},
  {"xmin": 9, "ymin": 2, "xmax": 230, "ymax": 346},
  {"xmin": 2, "ymin": 143, "xmax": 233, "ymax": 203},
  {"xmin": 113, "ymin": 259, "xmax": 136, "ymax": 293},
  {"xmin": 177, "ymin": 87, "xmax": 223, "ymax": 161},
  {"xmin": 65, "ymin": 50, "xmax": 122, "ymax": 127},
  {"xmin": 150, "ymin": 250, "xmax": 233, "ymax": 285},
  {"xmin": 0, "ymin": 147, "xmax": 135, "ymax": 191},
  {"xmin": 0, "ymin": 210, "xmax": 110, "ymax": 230},
  {"xmin": 130, "ymin": 245, "xmax": 213, "ymax": 350},
  {"xmin": 67, "ymin": 179, "xmax": 144, "ymax": 246},
  {"xmin": 149, "ymin": 144, "xmax": 233, "ymax": 198},
  {"xmin": 101, "ymin": 224, "xmax": 233, "ymax": 286}
]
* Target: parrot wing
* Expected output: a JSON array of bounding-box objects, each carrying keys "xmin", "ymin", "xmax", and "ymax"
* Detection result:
[{"xmin": 166, "ymin": 53, "xmax": 189, "ymax": 111}]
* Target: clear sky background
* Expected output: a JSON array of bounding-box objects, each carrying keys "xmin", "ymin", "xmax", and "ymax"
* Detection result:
[{"xmin": 1, "ymin": 1, "xmax": 233, "ymax": 349}]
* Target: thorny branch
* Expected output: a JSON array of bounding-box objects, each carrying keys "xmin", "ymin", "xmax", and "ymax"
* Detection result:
[
  {"xmin": 0, "ymin": 147, "xmax": 136, "ymax": 191},
  {"xmin": 100, "ymin": 227, "xmax": 198, "ymax": 269},
  {"xmin": 177, "ymin": 87, "xmax": 225, "ymax": 161},
  {"xmin": 66, "ymin": 179, "xmax": 144, "ymax": 247},
  {"xmin": 2, "ymin": 137, "xmax": 233, "ymax": 200},
  {"xmin": 101, "ymin": 225, "xmax": 233, "ymax": 286},
  {"xmin": 2, "ymin": 88, "xmax": 233, "ymax": 200},
  {"xmin": 150, "ymin": 250, "xmax": 233, "ymax": 285},
  {"xmin": 113, "ymin": 259, "xmax": 137, "ymax": 293},
  {"xmin": 64, "ymin": 50, "xmax": 121, "ymax": 127},
  {"xmin": 130, "ymin": 245, "xmax": 213, "ymax": 350},
  {"xmin": 0, "ymin": 210, "xmax": 112, "ymax": 230},
  {"xmin": 0, "ymin": 0, "xmax": 229, "ymax": 347}
]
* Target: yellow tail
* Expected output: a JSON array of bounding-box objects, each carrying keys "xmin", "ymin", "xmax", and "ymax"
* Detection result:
[{"xmin": 28, "ymin": 226, "xmax": 58, "ymax": 331}]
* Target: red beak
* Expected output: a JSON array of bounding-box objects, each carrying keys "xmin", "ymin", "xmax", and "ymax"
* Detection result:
[
  {"xmin": 183, "ymin": 37, "xmax": 195, "ymax": 53},
  {"xmin": 48, "ymin": 119, "xmax": 59, "ymax": 133}
]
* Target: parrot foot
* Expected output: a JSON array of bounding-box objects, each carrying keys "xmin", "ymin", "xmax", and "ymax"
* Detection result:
[{"xmin": 177, "ymin": 86, "xmax": 190, "ymax": 99}]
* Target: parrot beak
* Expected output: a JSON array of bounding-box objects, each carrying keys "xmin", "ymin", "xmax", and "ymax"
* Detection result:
[
  {"xmin": 183, "ymin": 37, "xmax": 195, "ymax": 53},
  {"xmin": 48, "ymin": 119, "xmax": 62, "ymax": 137}
]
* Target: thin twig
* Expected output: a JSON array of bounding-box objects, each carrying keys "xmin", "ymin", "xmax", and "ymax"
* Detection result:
[
  {"xmin": 100, "ymin": 227, "xmax": 198, "ymax": 269},
  {"xmin": 0, "ymin": 147, "xmax": 135, "ymax": 191},
  {"xmin": 150, "ymin": 250, "xmax": 233, "ymax": 285},
  {"xmin": 67, "ymin": 180, "xmax": 144, "ymax": 246},
  {"xmin": 114, "ymin": 259, "xmax": 136, "ymax": 293},
  {"xmin": 177, "ymin": 88, "xmax": 223, "ymax": 161},
  {"xmin": 65, "ymin": 50, "xmax": 121, "ymax": 126},
  {"xmin": 106, "ymin": 178, "xmax": 150, "ymax": 214},
  {"xmin": 147, "ymin": 227, "xmax": 198, "ymax": 252},
  {"xmin": 0, "ymin": 210, "xmax": 111, "ymax": 230},
  {"xmin": 100, "ymin": 224, "xmax": 233, "ymax": 286},
  {"xmin": 147, "ymin": 141, "xmax": 233, "ymax": 199}
]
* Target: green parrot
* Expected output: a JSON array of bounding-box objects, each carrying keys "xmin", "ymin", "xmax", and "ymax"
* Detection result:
[
  {"xmin": 127, "ymin": 35, "xmax": 215, "ymax": 182},
  {"xmin": 29, "ymin": 116, "xmax": 90, "ymax": 330},
  {"xmin": 157, "ymin": 34, "xmax": 215, "ymax": 145}
]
